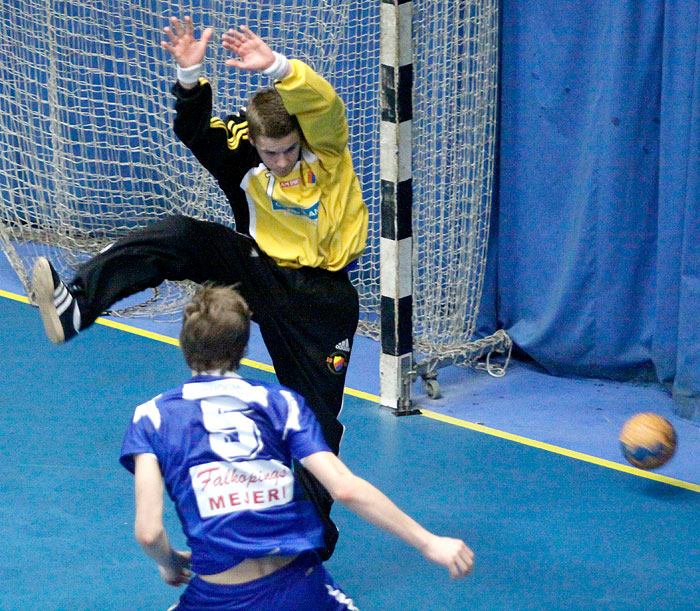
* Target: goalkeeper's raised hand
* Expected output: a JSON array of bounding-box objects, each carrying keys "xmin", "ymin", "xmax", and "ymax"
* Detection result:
[
  {"xmin": 221, "ymin": 26, "xmax": 280, "ymax": 74},
  {"xmin": 161, "ymin": 16, "xmax": 213, "ymax": 69}
]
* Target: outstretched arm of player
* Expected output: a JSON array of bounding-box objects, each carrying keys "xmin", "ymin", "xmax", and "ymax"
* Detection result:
[
  {"xmin": 221, "ymin": 26, "xmax": 292, "ymax": 78},
  {"xmin": 161, "ymin": 16, "xmax": 214, "ymax": 89},
  {"xmin": 301, "ymin": 452, "xmax": 475, "ymax": 579},
  {"xmin": 133, "ymin": 453, "xmax": 192, "ymax": 587}
]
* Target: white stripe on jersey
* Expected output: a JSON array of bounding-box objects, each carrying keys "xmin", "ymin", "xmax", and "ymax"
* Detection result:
[
  {"xmin": 182, "ymin": 377, "xmax": 269, "ymax": 408},
  {"xmin": 325, "ymin": 585, "xmax": 359, "ymax": 610},
  {"xmin": 133, "ymin": 398, "xmax": 161, "ymax": 429},
  {"xmin": 280, "ymin": 390, "xmax": 301, "ymax": 440}
]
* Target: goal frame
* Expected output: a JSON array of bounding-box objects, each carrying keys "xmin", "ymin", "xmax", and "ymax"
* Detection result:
[
  {"xmin": 379, "ymin": 0, "xmax": 512, "ymax": 412},
  {"xmin": 0, "ymin": 0, "xmax": 511, "ymax": 411}
]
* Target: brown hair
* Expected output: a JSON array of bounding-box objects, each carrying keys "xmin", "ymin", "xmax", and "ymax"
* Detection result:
[
  {"xmin": 246, "ymin": 87, "xmax": 301, "ymax": 142},
  {"xmin": 179, "ymin": 284, "xmax": 252, "ymax": 374}
]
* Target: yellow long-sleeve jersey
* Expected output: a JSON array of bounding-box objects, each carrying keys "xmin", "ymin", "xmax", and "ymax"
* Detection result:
[{"xmin": 172, "ymin": 60, "xmax": 368, "ymax": 272}]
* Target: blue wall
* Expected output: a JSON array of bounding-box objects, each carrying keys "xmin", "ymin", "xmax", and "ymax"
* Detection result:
[{"xmin": 480, "ymin": 1, "xmax": 700, "ymax": 421}]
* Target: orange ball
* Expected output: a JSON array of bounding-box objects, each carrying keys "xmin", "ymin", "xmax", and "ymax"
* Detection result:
[{"xmin": 619, "ymin": 412, "xmax": 677, "ymax": 470}]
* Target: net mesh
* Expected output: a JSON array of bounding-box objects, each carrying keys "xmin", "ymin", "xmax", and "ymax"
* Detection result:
[
  {"xmin": 412, "ymin": 0, "xmax": 501, "ymax": 367},
  {"xmin": 0, "ymin": 0, "xmax": 381, "ymax": 324},
  {"xmin": 0, "ymin": 0, "xmax": 501, "ymax": 370}
]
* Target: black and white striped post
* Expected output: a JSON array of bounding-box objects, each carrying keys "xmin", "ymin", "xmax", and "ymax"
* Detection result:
[{"xmin": 379, "ymin": 0, "xmax": 419, "ymax": 414}]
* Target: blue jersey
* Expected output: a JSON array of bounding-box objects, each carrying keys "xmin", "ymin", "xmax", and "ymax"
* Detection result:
[{"xmin": 120, "ymin": 373, "xmax": 330, "ymax": 575}]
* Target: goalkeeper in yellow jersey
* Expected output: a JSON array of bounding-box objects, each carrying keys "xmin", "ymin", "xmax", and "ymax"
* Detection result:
[{"xmin": 31, "ymin": 16, "xmax": 368, "ymax": 560}]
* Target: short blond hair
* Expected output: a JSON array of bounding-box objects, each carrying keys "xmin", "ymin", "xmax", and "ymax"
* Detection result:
[{"xmin": 179, "ymin": 284, "xmax": 252, "ymax": 373}]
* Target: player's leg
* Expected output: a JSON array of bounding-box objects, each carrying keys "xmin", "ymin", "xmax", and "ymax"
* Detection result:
[
  {"xmin": 247, "ymin": 264, "xmax": 359, "ymax": 560},
  {"xmin": 253, "ymin": 265, "xmax": 359, "ymax": 448},
  {"xmin": 211, "ymin": 245, "xmax": 357, "ymax": 560},
  {"xmin": 31, "ymin": 215, "xmax": 251, "ymax": 343}
]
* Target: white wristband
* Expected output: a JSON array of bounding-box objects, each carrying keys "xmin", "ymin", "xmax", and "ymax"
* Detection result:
[
  {"xmin": 177, "ymin": 63, "xmax": 202, "ymax": 85},
  {"xmin": 263, "ymin": 52, "xmax": 290, "ymax": 80}
]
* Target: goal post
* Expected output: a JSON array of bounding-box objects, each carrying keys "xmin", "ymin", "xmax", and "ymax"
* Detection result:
[
  {"xmin": 379, "ymin": 0, "xmax": 512, "ymax": 410},
  {"xmin": 379, "ymin": 0, "xmax": 417, "ymax": 412},
  {"xmin": 0, "ymin": 0, "xmax": 510, "ymax": 405}
]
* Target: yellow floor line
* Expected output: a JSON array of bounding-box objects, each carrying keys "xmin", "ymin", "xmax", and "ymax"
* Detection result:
[
  {"xmin": 0, "ymin": 289, "xmax": 30, "ymax": 304},
  {"xmin": 421, "ymin": 408, "xmax": 700, "ymax": 493},
  {"xmin": 4, "ymin": 289, "xmax": 277, "ymax": 374},
  {"xmin": 4, "ymin": 288, "xmax": 698, "ymax": 492}
]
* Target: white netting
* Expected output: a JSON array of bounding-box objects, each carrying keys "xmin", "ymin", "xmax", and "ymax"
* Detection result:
[
  {"xmin": 412, "ymin": 0, "xmax": 502, "ymax": 367},
  {"xmin": 0, "ymin": 0, "xmax": 381, "ymax": 324},
  {"xmin": 0, "ymin": 0, "xmax": 501, "ymax": 370}
]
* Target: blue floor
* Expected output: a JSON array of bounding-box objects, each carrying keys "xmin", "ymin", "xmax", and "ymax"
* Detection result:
[
  {"xmin": 2, "ymin": 249, "xmax": 696, "ymax": 488},
  {"xmin": 2, "ymin": 256, "xmax": 700, "ymax": 610}
]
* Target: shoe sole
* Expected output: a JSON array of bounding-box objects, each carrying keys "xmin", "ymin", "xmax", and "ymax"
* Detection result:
[{"xmin": 32, "ymin": 257, "xmax": 65, "ymax": 344}]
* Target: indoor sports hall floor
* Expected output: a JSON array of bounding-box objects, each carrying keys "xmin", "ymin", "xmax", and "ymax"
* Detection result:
[{"xmin": 1, "ymin": 255, "xmax": 699, "ymax": 611}]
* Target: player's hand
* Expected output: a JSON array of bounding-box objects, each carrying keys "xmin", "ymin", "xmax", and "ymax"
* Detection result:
[
  {"xmin": 221, "ymin": 25, "xmax": 275, "ymax": 72},
  {"xmin": 421, "ymin": 535, "xmax": 474, "ymax": 579},
  {"xmin": 158, "ymin": 550, "xmax": 193, "ymax": 587},
  {"xmin": 161, "ymin": 16, "xmax": 213, "ymax": 68}
]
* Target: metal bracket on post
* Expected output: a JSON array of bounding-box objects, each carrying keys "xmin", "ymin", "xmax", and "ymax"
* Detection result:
[
  {"xmin": 396, "ymin": 361, "xmax": 421, "ymax": 416},
  {"xmin": 380, "ymin": 351, "xmax": 420, "ymax": 416}
]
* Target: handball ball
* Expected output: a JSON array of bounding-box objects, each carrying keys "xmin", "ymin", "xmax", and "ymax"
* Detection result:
[{"xmin": 619, "ymin": 412, "xmax": 677, "ymax": 470}]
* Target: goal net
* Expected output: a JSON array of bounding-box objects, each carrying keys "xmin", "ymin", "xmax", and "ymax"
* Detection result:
[
  {"xmin": 0, "ymin": 0, "xmax": 504, "ymax": 382},
  {"xmin": 411, "ymin": 1, "xmax": 507, "ymax": 374},
  {"xmin": 0, "ymin": 0, "xmax": 381, "ymax": 323}
]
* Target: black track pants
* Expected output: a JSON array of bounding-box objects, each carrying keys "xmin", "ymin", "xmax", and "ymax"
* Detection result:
[{"xmin": 72, "ymin": 215, "xmax": 359, "ymax": 453}]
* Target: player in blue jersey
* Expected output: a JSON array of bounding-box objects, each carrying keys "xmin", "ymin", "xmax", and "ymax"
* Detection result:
[
  {"xmin": 32, "ymin": 16, "xmax": 369, "ymax": 559},
  {"xmin": 120, "ymin": 285, "xmax": 473, "ymax": 610}
]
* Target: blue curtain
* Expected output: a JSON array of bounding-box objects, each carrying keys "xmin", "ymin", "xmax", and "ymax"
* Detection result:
[{"xmin": 480, "ymin": 1, "xmax": 700, "ymax": 422}]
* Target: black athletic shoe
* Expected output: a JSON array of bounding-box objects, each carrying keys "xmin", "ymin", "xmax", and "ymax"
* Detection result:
[{"xmin": 32, "ymin": 257, "xmax": 81, "ymax": 344}]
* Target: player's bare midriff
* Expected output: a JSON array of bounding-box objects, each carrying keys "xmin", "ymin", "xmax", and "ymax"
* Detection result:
[{"xmin": 199, "ymin": 554, "xmax": 299, "ymax": 585}]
